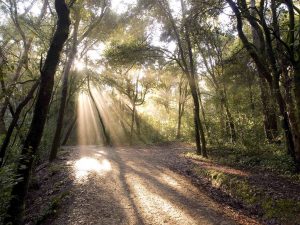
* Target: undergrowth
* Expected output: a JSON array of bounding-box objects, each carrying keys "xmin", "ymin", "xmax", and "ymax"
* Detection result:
[{"xmin": 185, "ymin": 143, "xmax": 300, "ymax": 224}]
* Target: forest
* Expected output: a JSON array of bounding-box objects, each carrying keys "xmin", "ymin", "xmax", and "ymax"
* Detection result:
[{"xmin": 0, "ymin": 0, "xmax": 300, "ymax": 224}]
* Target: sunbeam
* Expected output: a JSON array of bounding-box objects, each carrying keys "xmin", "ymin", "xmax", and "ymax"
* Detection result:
[
  {"xmin": 77, "ymin": 91, "xmax": 104, "ymax": 146},
  {"xmin": 90, "ymin": 87, "xmax": 128, "ymax": 145},
  {"xmin": 77, "ymin": 85, "xmax": 130, "ymax": 146}
]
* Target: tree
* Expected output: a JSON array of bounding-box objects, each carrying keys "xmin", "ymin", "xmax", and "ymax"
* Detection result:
[
  {"xmin": 4, "ymin": 0, "xmax": 71, "ymax": 223},
  {"xmin": 0, "ymin": 0, "xmax": 47, "ymax": 137},
  {"xmin": 49, "ymin": 0, "xmax": 108, "ymax": 161},
  {"xmin": 226, "ymin": 0, "xmax": 300, "ymax": 169},
  {"xmin": 146, "ymin": 0, "xmax": 208, "ymax": 156}
]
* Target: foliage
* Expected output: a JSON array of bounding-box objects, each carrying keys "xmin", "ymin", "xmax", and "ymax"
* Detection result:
[
  {"xmin": 0, "ymin": 165, "xmax": 16, "ymax": 224},
  {"xmin": 191, "ymin": 156, "xmax": 300, "ymax": 224}
]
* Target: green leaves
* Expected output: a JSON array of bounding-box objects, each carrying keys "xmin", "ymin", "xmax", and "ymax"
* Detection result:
[{"xmin": 104, "ymin": 39, "xmax": 158, "ymax": 66}]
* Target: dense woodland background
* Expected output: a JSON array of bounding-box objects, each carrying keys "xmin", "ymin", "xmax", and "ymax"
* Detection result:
[{"xmin": 0, "ymin": 0, "xmax": 300, "ymax": 224}]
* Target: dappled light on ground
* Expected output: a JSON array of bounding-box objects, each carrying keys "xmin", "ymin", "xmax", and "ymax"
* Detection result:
[
  {"xmin": 130, "ymin": 178, "xmax": 199, "ymax": 225},
  {"xmin": 25, "ymin": 145, "xmax": 262, "ymax": 225},
  {"xmin": 74, "ymin": 156, "xmax": 111, "ymax": 182},
  {"xmin": 50, "ymin": 146, "xmax": 240, "ymax": 225}
]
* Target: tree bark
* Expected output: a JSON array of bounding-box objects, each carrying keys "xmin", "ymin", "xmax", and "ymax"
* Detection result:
[
  {"xmin": 61, "ymin": 115, "xmax": 77, "ymax": 145},
  {"xmin": 199, "ymin": 88, "xmax": 209, "ymax": 140},
  {"xmin": 258, "ymin": 77, "xmax": 278, "ymax": 142},
  {"xmin": 0, "ymin": 57, "xmax": 6, "ymax": 136},
  {"xmin": 176, "ymin": 78, "xmax": 187, "ymax": 139},
  {"xmin": 130, "ymin": 101, "xmax": 136, "ymax": 144},
  {"xmin": 221, "ymin": 88, "xmax": 236, "ymax": 143},
  {"xmin": 183, "ymin": 13, "xmax": 207, "ymax": 157},
  {"xmin": 293, "ymin": 63, "xmax": 300, "ymax": 167},
  {"xmin": 49, "ymin": 9, "xmax": 80, "ymax": 161},
  {"xmin": 4, "ymin": 1, "xmax": 71, "ymax": 224},
  {"xmin": 157, "ymin": 0, "xmax": 205, "ymax": 155}
]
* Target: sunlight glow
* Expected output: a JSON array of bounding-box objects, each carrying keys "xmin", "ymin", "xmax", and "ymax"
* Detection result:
[
  {"xmin": 74, "ymin": 157, "xmax": 111, "ymax": 180},
  {"xmin": 74, "ymin": 60, "xmax": 85, "ymax": 71},
  {"xmin": 90, "ymin": 87, "xmax": 127, "ymax": 145},
  {"xmin": 111, "ymin": 0, "xmax": 137, "ymax": 14},
  {"xmin": 77, "ymin": 85, "xmax": 128, "ymax": 146}
]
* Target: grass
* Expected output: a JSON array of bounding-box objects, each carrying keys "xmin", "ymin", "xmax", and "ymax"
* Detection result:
[{"xmin": 184, "ymin": 144, "xmax": 300, "ymax": 224}]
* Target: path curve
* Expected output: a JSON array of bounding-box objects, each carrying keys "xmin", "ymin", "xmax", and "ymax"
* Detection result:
[{"xmin": 49, "ymin": 145, "xmax": 240, "ymax": 225}]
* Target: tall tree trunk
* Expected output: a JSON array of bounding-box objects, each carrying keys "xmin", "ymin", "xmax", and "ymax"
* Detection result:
[
  {"xmin": 221, "ymin": 88, "xmax": 236, "ymax": 143},
  {"xmin": 191, "ymin": 90, "xmax": 202, "ymax": 155},
  {"xmin": 293, "ymin": 57, "xmax": 300, "ymax": 126},
  {"xmin": 184, "ymin": 15, "xmax": 207, "ymax": 157},
  {"xmin": 292, "ymin": 63, "xmax": 300, "ymax": 168},
  {"xmin": 199, "ymin": 89, "xmax": 209, "ymax": 140},
  {"xmin": 224, "ymin": 103, "xmax": 236, "ymax": 143},
  {"xmin": 158, "ymin": 0, "xmax": 206, "ymax": 155},
  {"xmin": 135, "ymin": 112, "xmax": 141, "ymax": 136},
  {"xmin": 130, "ymin": 101, "xmax": 136, "ymax": 144},
  {"xmin": 219, "ymin": 102, "xmax": 226, "ymax": 139},
  {"xmin": 61, "ymin": 115, "xmax": 77, "ymax": 146},
  {"xmin": 49, "ymin": 10, "xmax": 80, "ymax": 161},
  {"xmin": 259, "ymin": 77, "xmax": 278, "ymax": 142},
  {"xmin": 176, "ymin": 100, "xmax": 183, "ymax": 139},
  {"xmin": 247, "ymin": 75, "xmax": 255, "ymax": 112},
  {"xmin": 176, "ymin": 79, "xmax": 187, "ymax": 139},
  {"xmin": 273, "ymin": 77, "xmax": 295, "ymax": 158},
  {"xmin": 0, "ymin": 62, "xmax": 6, "ymax": 136},
  {"xmin": 4, "ymin": 1, "xmax": 71, "ymax": 224}
]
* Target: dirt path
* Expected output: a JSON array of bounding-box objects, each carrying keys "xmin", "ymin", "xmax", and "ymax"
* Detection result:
[{"xmin": 29, "ymin": 145, "xmax": 258, "ymax": 225}]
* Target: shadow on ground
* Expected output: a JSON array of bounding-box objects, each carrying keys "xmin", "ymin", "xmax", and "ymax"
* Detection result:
[{"xmin": 26, "ymin": 145, "xmax": 258, "ymax": 225}]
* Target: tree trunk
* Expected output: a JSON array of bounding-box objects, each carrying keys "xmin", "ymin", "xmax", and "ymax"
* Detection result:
[
  {"xmin": 4, "ymin": 1, "xmax": 71, "ymax": 224},
  {"xmin": 224, "ymin": 103, "xmax": 236, "ymax": 143},
  {"xmin": 292, "ymin": 63, "xmax": 300, "ymax": 168},
  {"xmin": 184, "ymin": 15, "xmax": 207, "ymax": 157},
  {"xmin": 190, "ymin": 84, "xmax": 207, "ymax": 157},
  {"xmin": 199, "ymin": 90, "xmax": 209, "ymax": 140},
  {"xmin": 272, "ymin": 78, "xmax": 295, "ymax": 157},
  {"xmin": 88, "ymin": 79, "xmax": 111, "ymax": 146},
  {"xmin": 135, "ymin": 112, "xmax": 141, "ymax": 136},
  {"xmin": 221, "ymin": 88, "xmax": 236, "ymax": 143},
  {"xmin": 248, "ymin": 76, "xmax": 255, "ymax": 112},
  {"xmin": 177, "ymin": 100, "xmax": 182, "ymax": 139},
  {"xmin": 49, "ymin": 10, "xmax": 80, "ymax": 161},
  {"xmin": 61, "ymin": 115, "xmax": 77, "ymax": 146},
  {"xmin": 293, "ymin": 63, "xmax": 300, "ymax": 125},
  {"xmin": 176, "ymin": 79, "xmax": 186, "ymax": 139},
  {"xmin": 130, "ymin": 102, "xmax": 136, "ymax": 144},
  {"xmin": 258, "ymin": 77, "xmax": 278, "ymax": 142}
]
